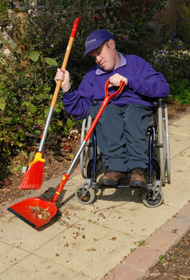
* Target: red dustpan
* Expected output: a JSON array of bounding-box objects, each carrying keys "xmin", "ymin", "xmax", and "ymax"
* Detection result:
[
  {"xmin": 8, "ymin": 80, "xmax": 125, "ymax": 229},
  {"xmin": 8, "ymin": 197, "xmax": 57, "ymax": 228}
]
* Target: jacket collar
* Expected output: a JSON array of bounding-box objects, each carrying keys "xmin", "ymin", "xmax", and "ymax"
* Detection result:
[{"xmin": 95, "ymin": 52, "xmax": 126, "ymax": 75}]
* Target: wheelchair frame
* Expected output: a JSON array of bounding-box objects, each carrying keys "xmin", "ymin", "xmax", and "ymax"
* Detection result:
[{"xmin": 76, "ymin": 99, "xmax": 171, "ymax": 208}]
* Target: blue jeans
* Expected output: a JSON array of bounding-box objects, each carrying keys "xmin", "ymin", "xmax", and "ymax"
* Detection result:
[{"xmin": 89, "ymin": 103, "xmax": 152, "ymax": 172}]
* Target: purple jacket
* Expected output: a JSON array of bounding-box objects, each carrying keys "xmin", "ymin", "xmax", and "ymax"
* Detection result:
[{"xmin": 63, "ymin": 53, "xmax": 170, "ymax": 120}]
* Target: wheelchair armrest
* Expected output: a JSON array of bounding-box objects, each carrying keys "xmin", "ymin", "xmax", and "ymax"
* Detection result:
[
  {"xmin": 93, "ymin": 99, "xmax": 163, "ymax": 109},
  {"xmin": 152, "ymin": 100, "xmax": 159, "ymax": 109},
  {"xmin": 92, "ymin": 100, "xmax": 98, "ymax": 106}
]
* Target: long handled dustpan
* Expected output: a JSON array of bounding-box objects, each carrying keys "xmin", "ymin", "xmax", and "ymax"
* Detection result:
[
  {"xmin": 19, "ymin": 17, "xmax": 81, "ymax": 190},
  {"xmin": 8, "ymin": 79, "xmax": 125, "ymax": 229}
]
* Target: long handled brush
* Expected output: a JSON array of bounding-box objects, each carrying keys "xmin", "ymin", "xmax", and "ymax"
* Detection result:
[{"xmin": 19, "ymin": 17, "xmax": 81, "ymax": 190}]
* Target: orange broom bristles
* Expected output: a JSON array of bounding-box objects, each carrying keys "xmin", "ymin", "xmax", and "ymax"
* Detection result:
[
  {"xmin": 19, "ymin": 161, "xmax": 44, "ymax": 190},
  {"xmin": 19, "ymin": 152, "xmax": 45, "ymax": 190}
]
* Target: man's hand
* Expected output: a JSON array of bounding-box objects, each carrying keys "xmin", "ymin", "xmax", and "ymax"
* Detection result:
[
  {"xmin": 54, "ymin": 68, "xmax": 71, "ymax": 92},
  {"xmin": 109, "ymin": 73, "xmax": 128, "ymax": 87}
]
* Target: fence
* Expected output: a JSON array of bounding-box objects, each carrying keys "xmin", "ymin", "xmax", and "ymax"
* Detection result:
[{"xmin": 0, "ymin": 19, "xmax": 18, "ymax": 67}]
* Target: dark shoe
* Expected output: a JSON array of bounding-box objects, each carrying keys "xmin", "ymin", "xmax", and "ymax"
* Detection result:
[
  {"xmin": 99, "ymin": 170, "xmax": 128, "ymax": 187},
  {"xmin": 129, "ymin": 168, "xmax": 146, "ymax": 188}
]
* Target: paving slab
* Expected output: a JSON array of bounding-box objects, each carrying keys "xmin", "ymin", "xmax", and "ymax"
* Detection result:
[
  {"xmin": 104, "ymin": 264, "xmax": 142, "ymax": 280},
  {"xmin": 0, "ymin": 254, "xmax": 92, "ymax": 280},
  {"xmin": 145, "ymin": 229, "xmax": 181, "ymax": 254},
  {"xmin": 161, "ymin": 216, "xmax": 190, "ymax": 236},
  {"xmin": 0, "ymin": 113, "xmax": 189, "ymax": 280},
  {"xmin": 35, "ymin": 219, "xmax": 136, "ymax": 279},
  {"xmin": 169, "ymin": 114, "xmax": 190, "ymax": 136},
  {"xmin": 84, "ymin": 193, "xmax": 177, "ymax": 240},
  {"xmin": 0, "ymin": 213, "xmax": 80, "ymax": 251},
  {"xmin": 122, "ymin": 246, "xmax": 161, "ymax": 273},
  {"xmin": 177, "ymin": 203, "xmax": 190, "ymax": 218},
  {"xmin": 0, "ymin": 242, "xmax": 29, "ymax": 274}
]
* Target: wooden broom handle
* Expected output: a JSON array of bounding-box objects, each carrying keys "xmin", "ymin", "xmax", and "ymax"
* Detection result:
[{"xmin": 51, "ymin": 17, "xmax": 81, "ymax": 107}]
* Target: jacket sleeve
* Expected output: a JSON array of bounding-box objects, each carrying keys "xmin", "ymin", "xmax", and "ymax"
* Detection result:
[
  {"xmin": 127, "ymin": 56, "xmax": 170, "ymax": 98},
  {"xmin": 63, "ymin": 75, "xmax": 94, "ymax": 120}
]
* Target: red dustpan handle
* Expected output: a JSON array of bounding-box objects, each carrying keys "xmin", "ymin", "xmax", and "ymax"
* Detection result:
[
  {"xmin": 84, "ymin": 79, "xmax": 126, "ymax": 141},
  {"xmin": 104, "ymin": 78, "xmax": 126, "ymax": 99},
  {"xmin": 51, "ymin": 78, "xmax": 125, "ymax": 204}
]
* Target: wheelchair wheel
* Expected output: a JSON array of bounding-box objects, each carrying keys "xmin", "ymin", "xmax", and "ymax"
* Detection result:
[
  {"xmin": 80, "ymin": 116, "xmax": 93, "ymax": 178},
  {"xmin": 158, "ymin": 100, "xmax": 171, "ymax": 185},
  {"xmin": 142, "ymin": 189, "xmax": 164, "ymax": 208},
  {"xmin": 75, "ymin": 185, "xmax": 96, "ymax": 205},
  {"xmin": 164, "ymin": 104, "xmax": 171, "ymax": 184}
]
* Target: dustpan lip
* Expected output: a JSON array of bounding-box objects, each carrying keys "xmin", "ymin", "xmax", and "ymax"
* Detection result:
[
  {"xmin": 7, "ymin": 197, "xmax": 57, "ymax": 229},
  {"xmin": 8, "ymin": 207, "xmax": 37, "ymax": 228}
]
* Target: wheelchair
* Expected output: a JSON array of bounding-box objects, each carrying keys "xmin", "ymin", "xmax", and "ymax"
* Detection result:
[{"xmin": 75, "ymin": 99, "xmax": 171, "ymax": 208}]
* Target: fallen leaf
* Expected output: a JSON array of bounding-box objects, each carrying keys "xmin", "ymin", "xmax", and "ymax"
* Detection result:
[
  {"xmin": 109, "ymin": 237, "xmax": 116, "ymax": 241},
  {"xmin": 98, "ymin": 213, "xmax": 106, "ymax": 218},
  {"xmin": 87, "ymin": 247, "xmax": 96, "ymax": 251}
]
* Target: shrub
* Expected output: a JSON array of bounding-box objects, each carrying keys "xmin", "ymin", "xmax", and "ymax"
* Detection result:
[{"xmin": 0, "ymin": 1, "xmax": 82, "ymax": 170}]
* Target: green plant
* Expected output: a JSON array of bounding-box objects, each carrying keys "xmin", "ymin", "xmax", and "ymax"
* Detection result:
[
  {"xmin": 0, "ymin": 1, "xmax": 80, "ymax": 150},
  {"xmin": 157, "ymin": 266, "xmax": 162, "ymax": 272},
  {"xmin": 169, "ymin": 78, "xmax": 190, "ymax": 104},
  {"xmin": 130, "ymin": 248, "xmax": 136, "ymax": 253},
  {"xmin": 147, "ymin": 0, "xmax": 190, "ymax": 89},
  {"xmin": 159, "ymin": 254, "xmax": 166, "ymax": 264},
  {"xmin": 136, "ymin": 240, "xmax": 148, "ymax": 247},
  {"xmin": 0, "ymin": 2, "xmax": 8, "ymax": 20}
]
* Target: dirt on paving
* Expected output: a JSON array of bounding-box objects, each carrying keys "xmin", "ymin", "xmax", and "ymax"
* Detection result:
[{"xmin": 0, "ymin": 101, "xmax": 190, "ymax": 279}]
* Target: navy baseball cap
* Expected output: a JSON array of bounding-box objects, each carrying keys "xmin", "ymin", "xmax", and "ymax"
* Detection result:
[{"xmin": 83, "ymin": 30, "xmax": 114, "ymax": 58}]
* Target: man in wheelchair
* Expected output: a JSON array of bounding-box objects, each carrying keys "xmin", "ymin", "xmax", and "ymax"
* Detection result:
[{"xmin": 55, "ymin": 30, "xmax": 169, "ymax": 188}]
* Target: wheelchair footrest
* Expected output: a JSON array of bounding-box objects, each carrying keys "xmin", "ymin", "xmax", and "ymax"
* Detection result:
[{"xmin": 148, "ymin": 180, "xmax": 162, "ymax": 200}]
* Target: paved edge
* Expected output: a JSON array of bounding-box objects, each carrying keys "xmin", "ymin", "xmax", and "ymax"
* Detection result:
[{"xmin": 102, "ymin": 202, "xmax": 190, "ymax": 280}]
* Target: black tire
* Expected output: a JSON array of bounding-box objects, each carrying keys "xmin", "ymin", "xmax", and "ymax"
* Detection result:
[
  {"xmin": 142, "ymin": 189, "xmax": 164, "ymax": 208},
  {"xmin": 75, "ymin": 185, "xmax": 96, "ymax": 205}
]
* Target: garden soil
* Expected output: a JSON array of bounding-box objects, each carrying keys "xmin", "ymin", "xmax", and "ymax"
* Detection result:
[
  {"xmin": 0, "ymin": 135, "xmax": 80, "ymax": 204},
  {"xmin": 143, "ymin": 230, "xmax": 190, "ymax": 280},
  {"xmin": 0, "ymin": 101, "xmax": 190, "ymax": 280}
]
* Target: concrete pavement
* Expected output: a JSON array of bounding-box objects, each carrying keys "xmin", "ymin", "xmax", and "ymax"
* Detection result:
[{"xmin": 0, "ymin": 113, "xmax": 190, "ymax": 280}]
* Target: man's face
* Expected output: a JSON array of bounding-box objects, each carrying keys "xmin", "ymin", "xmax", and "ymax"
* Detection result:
[{"xmin": 90, "ymin": 39, "xmax": 118, "ymax": 72}]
